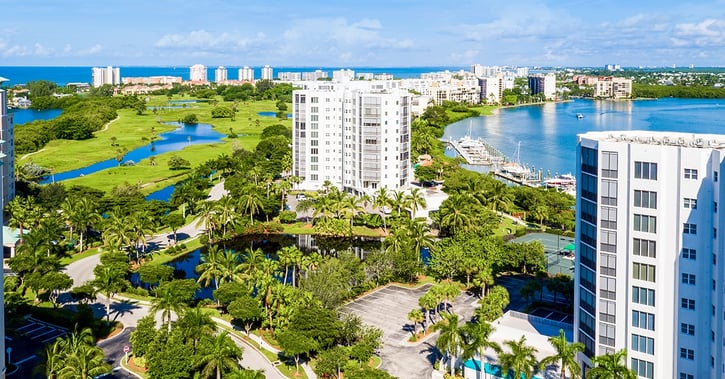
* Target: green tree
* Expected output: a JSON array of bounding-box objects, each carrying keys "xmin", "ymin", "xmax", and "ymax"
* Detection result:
[
  {"xmin": 228, "ymin": 294, "xmax": 263, "ymax": 335},
  {"xmin": 498, "ymin": 336, "xmax": 538, "ymax": 379},
  {"xmin": 163, "ymin": 213, "xmax": 185, "ymax": 244},
  {"xmin": 461, "ymin": 320, "xmax": 500, "ymax": 365},
  {"xmin": 314, "ymin": 346, "xmax": 349, "ymax": 379},
  {"xmin": 540, "ymin": 329, "xmax": 585, "ymax": 379},
  {"xmin": 130, "ymin": 315, "xmax": 158, "ymax": 358},
  {"xmin": 152, "ymin": 279, "xmax": 199, "ymax": 331},
  {"xmin": 195, "ymin": 331, "xmax": 243, "ymax": 379},
  {"xmin": 475, "ymin": 285, "xmax": 510, "ymax": 322},
  {"xmin": 586, "ymin": 349, "xmax": 636, "ymax": 379},
  {"xmin": 138, "ymin": 264, "xmax": 174, "ymax": 290},
  {"xmin": 168, "ymin": 155, "xmax": 191, "ymax": 170},
  {"xmin": 276, "ymin": 329, "xmax": 317, "ymax": 375},
  {"xmin": 92, "ymin": 262, "xmax": 129, "ymax": 322},
  {"xmin": 408, "ymin": 308, "xmax": 424, "ymax": 337}
]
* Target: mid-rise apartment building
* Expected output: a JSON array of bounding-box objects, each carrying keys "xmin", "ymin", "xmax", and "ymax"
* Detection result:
[
  {"xmin": 91, "ymin": 66, "xmax": 120, "ymax": 87},
  {"xmin": 528, "ymin": 73, "xmax": 556, "ymax": 100},
  {"xmin": 239, "ymin": 66, "xmax": 254, "ymax": 81},
  {"xmin": 189, "ymin": 64, "xmax": 207, "ymax": 82},
  {"xmin": 292, "ymin": 81, "xmax": 411, "ymax": 195},
  {"xmin": 0, "ymin": 84, "xmax": 15, "ymax": 209},
  {"xmin": 593, "ymin": 76, "xmax": 633, "ymax": 99},
  {"xmin": 575, "ymin": 131, "xmax": 725, "ymax": 379},
  {"xmin": 0, "ymin": 84, "xmax": 8, "ymax": 379},
  {"xmin": 214, "ymin": 66, "xmax": 228, "ymax": 83}
]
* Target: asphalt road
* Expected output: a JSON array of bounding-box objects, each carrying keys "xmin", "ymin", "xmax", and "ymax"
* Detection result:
[{"xmin": 98, "ymin": 327, "xmax": 136, "ymax": 379}]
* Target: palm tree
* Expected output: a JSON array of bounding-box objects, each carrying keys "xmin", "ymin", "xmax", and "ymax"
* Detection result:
[
  {"xmin": 195, "ymin": 331, "xmax": 243, "ymax": 379},
  {"xmin": 461, "ymin": 321, "xmax": 500, "ymax": 368},
  {"xmin": 6, "ymin": 196, "xmax": 41, "ymax": 240},
  {"xmin": 36, "ymin": 338, "xmax": 65, "ymax": 378},
  {"xmin": 390, "ymin": 190, "xmax": 412, "ymax": 217},
  {"xmin": 373, "ymin": 187, "xmax": 392, "ymax": 232},
  {"xmin": 406, "ymin": 187, "xmax": 427, "ymax": 218},
  {"xmin": 93, "ymin": 264, "xmax": 129, "ymax": 322},
  {"xmin": 103, "ymin": 210, "xmax": 133, "ymax": 251},
  {"xmin": 540, "ymin": 329, "xmax": 585, "ymax": 379},
  {"xmin": 196, "ymin": 200, "xmax": 220, "ymax": 241},
  {"xmin": 238, "ymin": 191, "xmax": 264, "ymax": 223},
  {"xmin": 52, "ymin": 328, "xmax": 110, "ymax": 379},
  {"xmin": 406, "ymin": 219, "xmax": 435, "ymax": 262},
  {"xmin": 152, "ymin": 283, "xmax": 189, "ymax": 332},
  {"xmin": 431, "ymin": 312, "xmax": 464, "ymax": 377},
  {"xmin": 72, "ymin": 197, "xmax": 102, "ymax": 252},
  {"xmin": 498, "ymin": 336, "xmax": 539, "ymax": 379},
  {"xmin": 178, "ymin": 306, "xmax": 217, "ymax": 350},
  {"xmin": 586, "ymin": 349, "xmax": 636, "ymax": 379},
  {"xmin": 418, "ymin": 292, "xmax": 438, "ymax": 330},
  {"xmin": 439, "ymin": 194, "xmax": 474, "ymax": 235},
  {"xmin": 129, "ymin": 210, "xmax": 155, "ymax": 258},
  {"xmin": 196, "ymin": 245, "xmax": 225, "ymax": 290},
  {"xmin": 225, "ymin": 369, "xmax": 266, "ymax": 379},
  {"xmin": 239, "ymin": 248, "xmax": 266, "ymax": 277},
  {"xmin": 407, "ymin": 308, "xmax": 424, "ymax": 337}
]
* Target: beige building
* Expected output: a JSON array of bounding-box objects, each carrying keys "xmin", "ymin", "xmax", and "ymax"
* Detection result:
[{"xmin": 594, "ymin": 76, "xmax": 633, "ymax": 99}]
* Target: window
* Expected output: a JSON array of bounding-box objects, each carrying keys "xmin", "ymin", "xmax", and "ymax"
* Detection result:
[
  {"xmin": 681, "ymin": 298, "xmax": 695, "ymax": 310},
  {"xmin": 682, "ymin": 248, "xmax": 696, "ymax": 260},
  {"xmin": 600, "ymin": 230, "xmax": 617, "ymax": 253},
  {"xmin": 600, "ymin": 206, "xmax": 617, "ymax": 229},
  {"xmin": 599, "ymin": 299, "xmax": 616, "ymax": 323},
  {"xmin": 683, "ymin": 198, "xmax": 697, "ymax": 209},
  {"xmin": 631, "ymin": 334, "xmax": 654, "ymax": 355},
  {"xmin": 680, "ymin": 348, "xmax": 694, "ymax": 360},
  {"xmin": 601, "ymin": 151, "xmax": 618, "ymax": 178},
  {"xmin": 633, "ymin": 238, "xmax": 656, "ymax": 258},
  {"xmin": 683, "ymin": 223, "xmax": 697, "ymax": 234},
  {"xmin": 634, "ymin": 215, "xmax": 656, "ymax": 233},
  {"xmin": 601, "ymin": 180, "xmax": 618, "ymax": 206},
  {"xmin": 631, "ymin": 358, "xmax": 654, "ymax": 379},
  {"xmin": 600, "ymin": 276, "xmax": 616, "ymax": 300},
  {"xmin": 632, "ymin": 310, "xmax": 655, "ymax": 330},
  {"xmin": 635, "ymin": 161, "xmax": 658, "ymax": 180},
  {"xmin": 684, "ymin": 168, "xmax": 698, "ymax": 179},
  {"xmin": 634, "ymin": 190, "xmax": 657, "ymax": 209},
  {"xmin": 600, "ymin": 253, "xmax": 616, "ymax": 277},
  {"xmin": 599, "ymin": 322, "xmax": 615, "ymax": 347},
  {"xmin": 680, "ymin": 373, "xmax": 694, "ymax": 379},
  {"xmin": 681, "ymin": 323, "xmax": 695, "ymax": 335},
  {"xmin": 681, "ymin": 273, "xmax": 696, "ymax": 285},
  {"xmin": 581, "ymin": 147, "xmax": 598, "ymax": 175},
  {"xmin": 715, "ymin": 171, "xmax": 719, "ymax": 182},
  {"xmin": 632, "ymin": 287, "xmax": 655, "ymax": 306},
  {"xmin": 633, "ymin": 263, "xmax": 656, "ymax": 282}
]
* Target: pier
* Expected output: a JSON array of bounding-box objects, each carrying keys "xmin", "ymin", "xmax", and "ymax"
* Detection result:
[
  {"xmin": 443, "ymin": 137, "xmax": 506, "ymax": 165},
  {"xmin": 493, "ymin": 170, "xmax": 542, "ymax": 188}
]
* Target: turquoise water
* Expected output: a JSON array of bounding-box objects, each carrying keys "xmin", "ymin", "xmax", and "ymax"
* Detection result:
[
  {"xmin": 443, "ymin": 98, "xmax": 725, "ymax": 175},
  {"xmin": 258, "ymin": 111, "xmax": 292, "ymax": 118},
  {"xmin": 464, "ymin": 359, "xmax": 543, "ymax": 379}
]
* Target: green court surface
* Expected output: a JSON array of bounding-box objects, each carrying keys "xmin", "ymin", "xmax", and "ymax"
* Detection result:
[{"xmin": 510, "ymin": 232, "xmax": 575, "ymax": 276}]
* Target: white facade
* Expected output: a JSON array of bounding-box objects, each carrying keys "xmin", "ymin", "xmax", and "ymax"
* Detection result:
[
  {"xmin": 261, "ymin": 65, "xmax": 273, "ymax": 80},
  {"xmin": 0, "ymin": 87, "xmax": 15, "ymax": 209},
  {"xmin": 528, "ymin": 73, "xmax": 556, "ymax": 100},
  {"xmin": 0, "ymin": 86, "xmax": 7, "ymax": 379},
  {"xmin": 575, "ymin": 131, "xmax": 725, "ymax": 379},
  {"xmin": 302, "ymin": 70, "xmax": 328, "ymax": 81},
  {"xmin": 292, "ymin": 82, "xmax": 411, "ymax": 195},
  {"xmin": 480, "ymin": 75, "xmax": 503, "ymax": 104},
  {"xmin": 278, "ymin": 72, "xmax": 302, "ymax": 81},
  {"xmin": 239, "ymin": 66, "xmax": 254, "ymax": 81},
  {"xmin": 91, "ymin": 66, "xmax": 120, "ymax": 87},
  {"xmin": 332, "ymin": 69, "xmax": 355, "ymax": 82},
  {"xmin": 214, "ymin": 66, "xmax": 227, "ymax": 82},
  {"xmin": 189, "ymin": 64, "xmax": 207, "ymax": 82}
]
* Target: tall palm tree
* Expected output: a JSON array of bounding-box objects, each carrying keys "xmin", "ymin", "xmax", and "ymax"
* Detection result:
[
  {"xmin": 461, "ymin": 321, "xmax": 500, "ymax": 368},
  {"xmin": 586, "ymin": 349, "xmax": 636, "ymax": 379},
  {"xmin": 195, "ymin": 332, "xmax": 243, "ymax": 379},
  {"xmin": 373, "ymin": 187, "xmax": 392, "ymax": 232},
  {"xmin": 239, "ymin": 248, "xmax": 266, "ymax": 277},
  {"xmin": 406, "ymin": 187, "xmax": 427, "ymax": 218},
  {"xmin": 408, "ymin": 308, "xmax": 424, "ymax": 337},
  {"xmin": 406, "ymin": 219, "xmax": 435, "ymax": 262},
  {"xmin": 540, "ymin": 329, "xmax": 585, "ymax": 379},
  {"xmin": 197, "ymin": 245, "xmax": 225, "ymax": 290},
  {"xmin": 6, "ymin": 195, "xmax": 42, "ymax": 240},
  {"xmin": 92, "ymin": 264, "xmax": 128, "ymax": 322},
  {"xmin": 36, "ymin": 337, "xmax": 65, "ymax": 378},
  {"xmin": 498, "ymin": 336, "xmax": 539, "ymax": 379},
  {"xmin": 178, "ymin": 306, "xmax": 217, "ymax": 351},
  {"xmin": 58, "ymin": 341, "xmax": 110, "ymax": 379},
  {"xmin": 196, "ymin": 200, "xmax": 220, "ymax": 241},
  {"xmin": 431, "ymin": 312, "xmax": 464, "ymax": 377},
  {"xmin": 152, "ymin": 283, "xmax": 189, "ymax": 332},
  {"xmin": 238, "ymin": 191, "xmax": 264, "ymax": 223},
  {"xmin": 103, "ymin": 210, "xmax": 133, "ymax": 251},
  {"xmin": 72, "ymin": 197, "xmax": 102, "ymax": 252},
  {"xmin": 129, "ymin": 210, "xmax": 155, "ymax": 258},
  {"xmin": 439, "ymin": 194, "xmax": 475, "ymax": 235},
  {"xmin": 391, "ymin": 190, "xmax": 412, "ymax": 218}
]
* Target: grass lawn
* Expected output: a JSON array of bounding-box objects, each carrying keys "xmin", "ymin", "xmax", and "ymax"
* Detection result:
[{"xmin": 23, "ymin": 96, "xmax": 291, "ymax": 194}]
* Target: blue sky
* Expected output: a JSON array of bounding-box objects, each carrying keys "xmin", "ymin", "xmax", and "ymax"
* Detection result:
[{"xmin": 2, "ymin": 0, "xmax": 724, "ymax": 67}]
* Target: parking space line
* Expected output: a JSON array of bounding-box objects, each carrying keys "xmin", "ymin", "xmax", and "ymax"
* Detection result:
[{"xmin": 16, "ymin": 322, "xmax": 39, "ymax": 332}]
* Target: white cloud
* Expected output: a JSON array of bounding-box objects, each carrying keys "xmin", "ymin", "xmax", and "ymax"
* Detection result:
[
  {"xmin": 3, "ymin": 45, "xmax": 29, "ymax": 57},
  {"xmin": 675, "ymin": 19, "xmax": 725, "ymax": 46},
  {"xmin": 79, "ymin": 44, "xmax": 103, "ymax": 55},
  {"xmin": 155, "ymin": 30, "xmax": 265, "ymax": 52},
  {"xmin": 33, "ymin": 43, "xmax": 53, "ymax": 56}
]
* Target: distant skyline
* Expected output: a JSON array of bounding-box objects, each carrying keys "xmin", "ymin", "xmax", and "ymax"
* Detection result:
[{"xmin": 1, "ymin": 0, "xmax": 724, "ymax": 68}]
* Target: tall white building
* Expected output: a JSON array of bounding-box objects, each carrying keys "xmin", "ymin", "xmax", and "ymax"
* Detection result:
[
  {"xmin": 574, "ymin": 131, "xmax": 725, "ymax": 379},
  {"xmin": 189, "ymin": 64, "xmax": 208, "ymax": 82},
  {"xmin": 292, "ymin": 82, "xmax": 411, "ymax": 195},
  {"xmin": 214, "ymin": 66, "xmax": 228, "ymax": 82},
  {"xmin": 0, "ymin": 81, "xmax": 7, "ymax": 379},
  {"xmin": 528, "ymin": 73, "xmax": 556, "ymax": 100},
  {"xmin": 238, "ymin": 66, "xmax": 254, "ymax": 81},
  {"xmin": 261, "ymin": 65, "xmax": 273, "ymax": 80},
  {"xmin": 0, "ymin": 81, "xmax": 15, "ymax": 209},
  {"xmin": 91, "ymin": 66, "xmax": 120, "ymax": 87}
]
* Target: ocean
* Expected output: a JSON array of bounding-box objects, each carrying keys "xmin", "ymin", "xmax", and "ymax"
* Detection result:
[{"xmin": 0, "ymin": 66, "xmax": 465, "ymax": 86}]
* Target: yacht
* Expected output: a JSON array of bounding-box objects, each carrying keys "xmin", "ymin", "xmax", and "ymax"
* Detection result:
[
  {"xmin": 577, "ymin": 113, "xmax": 584, "ymax": 119},
  {"xmin": 544, "ymin": 173, "xmax": 576, "ymax": 187}
]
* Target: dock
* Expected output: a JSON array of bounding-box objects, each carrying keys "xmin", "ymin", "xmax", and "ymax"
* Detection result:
[
  {"xmin": 443, "ymin": 137, "xmax": 506, "ymax": 165},
  {"xmin": 493, "ymin": 170, "xmax": 542, "ymax": 188}
]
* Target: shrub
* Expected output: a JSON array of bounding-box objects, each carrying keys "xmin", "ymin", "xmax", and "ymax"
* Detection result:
[
  {"xmin": 181, "ymin": 113, "xmax": 198, "ymax": 124},
  {"xmin": 278, "ymin": 210, "xmax": 297, "ymax": 224},
  {"xmin": 211, "ymin": 106, "xmax": 233, "ymax": 118}
]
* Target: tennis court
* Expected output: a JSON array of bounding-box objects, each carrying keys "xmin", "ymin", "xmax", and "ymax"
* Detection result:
[{"xmin": 510, "ymin": 232, "xmax": 575, "ymax": 276}]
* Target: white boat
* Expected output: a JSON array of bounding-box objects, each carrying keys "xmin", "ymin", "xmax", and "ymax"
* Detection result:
[
  {"xmin": 544, "ymin": 173, "xmax": 576, "ymax": 187},
  {"xmin": 501, "ymin": 142, "xmax": 529, "ymax": 176},
  {"xmin": 577, "ymin": 113, "xmax": 584, "ymax": 119}
]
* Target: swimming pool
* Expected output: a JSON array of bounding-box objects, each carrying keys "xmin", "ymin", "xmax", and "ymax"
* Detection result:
[{"xmin": 463, "ymin": 359, "xmax": 544, "ymax": 379}]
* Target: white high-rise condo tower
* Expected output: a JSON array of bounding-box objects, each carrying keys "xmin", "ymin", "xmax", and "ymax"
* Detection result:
[
  {"xmin": 214, "ymin": 66, "xmax": 228, "ymax": 82},
  {"xmin": 189, "ymin": 64, "xmax": 208, "ymax": 82},
  {"xmin": 574, "ymin": 131, "xmax": 725, "ymax": 379},
  {"xmin": 91, "ymin": 66, "xmax": 120, "ymax": 87},
  {"xmin": 261, "ymin": 65, "xmax": 273, "ymax": 80},
  {"xmin": 239, "ymin": 66, "xmax": 254, "ymax": 81},
  {"xmin": 0, "ymin": 77, "xmax": 8, "ymax": 379},
  {"xmin": 292, "ymin": 81, "xmax": 411, "ymax": 195},
  {"xmin": 0, "ymin": 78, "xmax": 15, "ymax": 209}
]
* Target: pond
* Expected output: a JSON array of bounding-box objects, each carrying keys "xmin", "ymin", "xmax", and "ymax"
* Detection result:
[
  {"xmin": 41, "ymin": 122, "xmax": 226, "ymax": 183},
  {"xmin": 130, "ymin": 234, "xmax": 383, "ymax": 300},
  {"xmin": 145, "ymin": 184, "xmax": 176, "ymax": 202},
  {"xmin": 10, "ymin": 108, "xmax": 62, "ymax": 124},
  {"xmin": 257, "ymin": 111, "xmax": 292, "ymax": 118}
]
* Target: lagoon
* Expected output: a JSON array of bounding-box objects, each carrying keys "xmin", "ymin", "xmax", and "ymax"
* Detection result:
[
  {"xmin": 443, "ymin": 98, "xmax": 725, "ymax": 175},
  {"xmin": 41, "ymin": 121, "xmax": 226, "ymax": 183},
  {"xmin": 9, "ymin": 108, "xmax": 62, "ymax": 124}
]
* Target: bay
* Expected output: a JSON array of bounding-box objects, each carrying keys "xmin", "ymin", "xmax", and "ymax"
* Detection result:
[
  {"xmin": 442, "ymin": 98, "xmax": 725, "ymax": 176},
  {"xmin": 9, "ymin": 108, "xmax": 62, "ymax": 124}
]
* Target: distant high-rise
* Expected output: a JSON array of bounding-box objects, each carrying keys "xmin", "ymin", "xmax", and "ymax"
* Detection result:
[
  {"xmin": 189, "ymin": 64, "xmax": 208, "ymax": 82},
  {"xmin": 238, "ymin": 66, "xmax": 254, "ymax": 81},
  {"xmin": 261, "ymin": 65, "xmax": 273, "ymax": 80},
  {"xmin": 575, "ymin": 131, "xmax": 725, "ymax": 379},
  {"xmin": 214, "ymin": 66, "xmax": 228, "ymax": 82},
  {"xmin": 0, "ymin": 80, "xmax": 15, "ymax": 210},
  {"xmin": 91, "ymin": 66, "xmax": 120, "ymax": 87}
]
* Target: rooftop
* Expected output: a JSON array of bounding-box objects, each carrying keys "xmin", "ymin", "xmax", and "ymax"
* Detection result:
[{"xmin": 580, "ymin": 130, "xmax": 725, "ymax": 149}]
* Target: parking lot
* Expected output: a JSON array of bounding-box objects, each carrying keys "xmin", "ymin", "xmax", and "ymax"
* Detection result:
[
  {"xmin": 7, "ymin": 317, "xmax": 68, "ymax": 376},
  {"xmin": 343, "ymin": 284, "xmax": 479, "ymax": 379}
]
